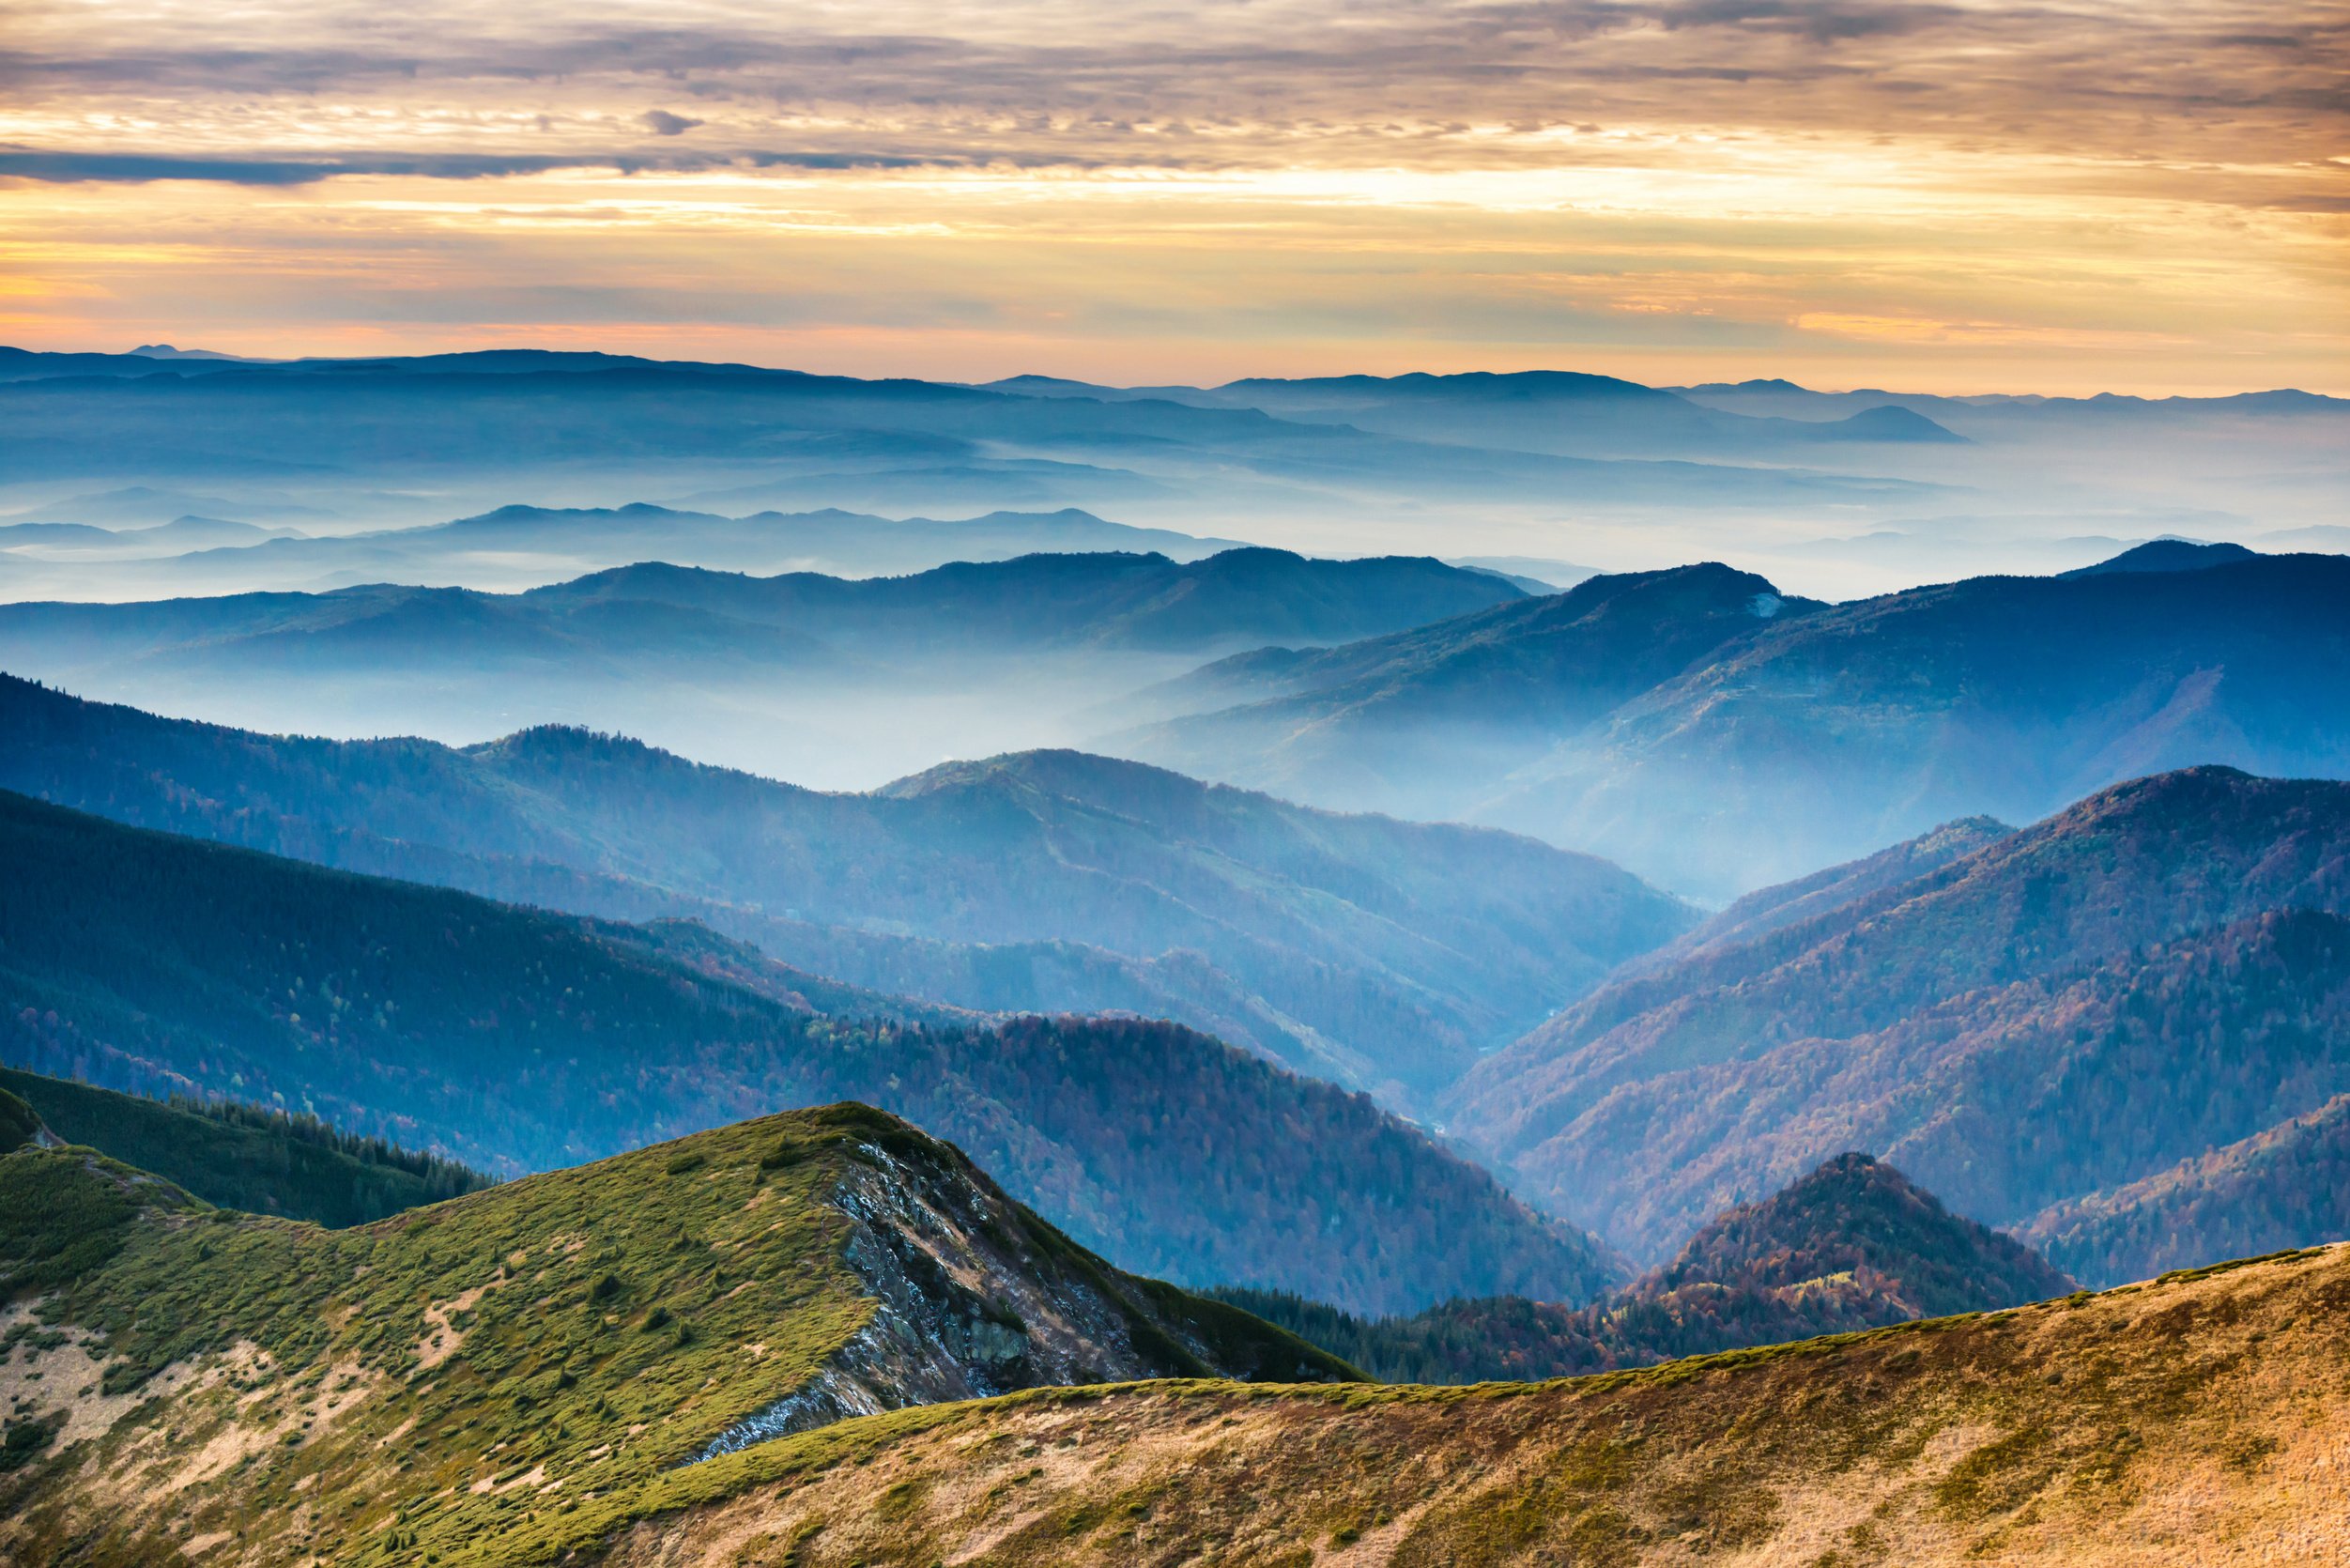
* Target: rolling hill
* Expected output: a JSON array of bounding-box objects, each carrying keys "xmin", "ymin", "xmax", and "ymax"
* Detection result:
[
  {"xmin": 0, "ymin": 788, "xmax": 1620, "ymax": 1313},
  {"xmin": 0, "ymin": 546, "xmax": 1525, "ymax": 673},
  {"xmin": 992, "ymin": 367, "xmax": 1972, "ymax": 458},
  {"xmin": 1220, "ymin": 1153, "xmax": 2072, "ymax": 1384},
  {"xmin": 0, "ymin": 546, "xmax": 1527, "ymax": 788},
  {"xmin": 1116, "ymin": 548, "xmax": 2350, "ymax": 899},
  {"xmin": 0, "ymin": 676, "xmax": 1691, "ymax": 1108},
  {"xmin": 0, "ymin": 1067, "xmax": 492, "ymax": 1228},
  {"xmin": 11, "ymin": 1163, "xmax": 2333, "ymax": 1566},
  {"xmin": 1445, "ymin": 768, "xmax": 2350, "ymax": 1277},
  {"xmin": 0, "ymin": 1102, "xmax": 1356, "ymax": 1563}
]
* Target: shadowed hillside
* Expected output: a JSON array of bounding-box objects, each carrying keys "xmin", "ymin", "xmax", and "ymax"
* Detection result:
[
  {"xmin": 1448, "ymin": 768, "xmax": 2350, "ymax": 1274},
  {"xmin": 1219, "ymin": 1154, "xmax": 2072, "ymax": 1384},
  {"xmin": 0, "ymin": 1067, "xmax": 492, "ymax": 1227},
  {"xmin": 0, "ymin": 676, "xmax": 1691, "ymax": 1108},
  {"xmin": 0, "ymin": 789, "xmax": 1617, "ymax": 1314}
]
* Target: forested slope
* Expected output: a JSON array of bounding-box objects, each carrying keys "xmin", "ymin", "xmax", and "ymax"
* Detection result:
[
  {"xmin": 1450, "ymin": 768, "xmax": 2350, "ymax": 1269},
  {"xmin": 0, "ymin": 790, "xmax": 1616, "ymax": 1313},
  {"xmin": 1220, "ymin": 1154, "xmax": 2071, "ymax": 1383},
  {"xmin": 0, "ymin": 1067, "xmax": 493, "ymax": 1227},
  {"xmin": 0, "ymin": 675, "xmax": 1690, "ymax": 1107}
]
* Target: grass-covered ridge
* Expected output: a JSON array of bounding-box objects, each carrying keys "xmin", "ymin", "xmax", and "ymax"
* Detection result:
[
  {"xmin": 576, "ymin": 1241, "xmax": 2350, "ymax": 1567},
  {"xmin": 0, "ymin": 1101, "xmax": 1345, "ymax": 1566},
  {"xmin": 0, "ymin": 1066, "xmax": 494, "ymax": 1227}
]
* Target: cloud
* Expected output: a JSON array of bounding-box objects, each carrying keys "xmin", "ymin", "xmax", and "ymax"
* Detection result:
[
  {"xmin": 0, "ymin": 146, "xmax": 951, "ymax": 184},
  {"xmin": 0, "ymin": 1, "xmax": 2341, "ymax": 177}
]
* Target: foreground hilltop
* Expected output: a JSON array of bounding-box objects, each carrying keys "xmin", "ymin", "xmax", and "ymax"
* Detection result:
[
  {"xmin": 0, "ymin": 1103, "xmax": 1350, "ymax": 1563},
  {"xmin": 418, "ymin": 1244, "xmax": 2350, "ymax": 1564}
]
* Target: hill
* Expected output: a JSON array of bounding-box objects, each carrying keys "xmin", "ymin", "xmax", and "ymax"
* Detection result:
[
  {"xmin": 0, "ymin": 677, "xmax": 1691, "ymax": 1109},
  {"xmin": 1220, "ymin": 1155, "xmax": 2071, "ymax": 1384},
  {"xmin": 0, "ymin": 546, "xmax": 1523, "ymax": 672},
  {"xmin": 1446, "ymin": 769, "xmax": 2350, "ymax": 1273},
  {"xmin": 2020, "ymin": 1094, "xmax": 2350, "ymax": 1284},
  {"xmin": 1114, "ymin": 552, "xmax": 2350, "ymax": 899},
  {"xmin": 997, "ymin": 367, "xmax": 1969, "ymax": 458},
  {"xmin": 0, "ymin": 1067, "xmax": 492, "ymax": 1227},
  {"xmin": 0, "ymin": 545, "xmax": 1526, "ymax": 788},
  {"xmin": 19, "ymin": 1223, "xmax": 2333, "ymax": 1564},
  {"xmin": 2059, "ymin": 538, "xmax": 2258, "ymax": 576},
  {"xmin": 0, "ymin": 789, "xmax": 1619, "ymax": 1314},
  {"xmin": 1639, "ymin": 815, "xmax": 2013, "ymax": 966},
  {"xmin": 0, "ymin": 1102, "xmax": 1356, "ymax": 1562},
  {"xmin": 1110, "ymin": 561, "xmax": 1811, "ymax": 807}
]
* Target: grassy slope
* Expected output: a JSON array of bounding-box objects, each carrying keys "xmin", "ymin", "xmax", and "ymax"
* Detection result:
[
  {"xmin": 0, "ymin": 1066, "xmax": 493, "ymax": 1228},
  {"xmin": 585, "ymin": 1243, "xmax": 2350, "ymax": 1568},
  {"xmin": 0, "ymin": 1103, "xmax": 1348, "ymax": 1566}
]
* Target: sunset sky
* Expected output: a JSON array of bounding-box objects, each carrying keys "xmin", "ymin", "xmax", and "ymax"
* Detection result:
[{"xmin": 3, "ymin": 0, "xmax": 2343, "ymax": 392}]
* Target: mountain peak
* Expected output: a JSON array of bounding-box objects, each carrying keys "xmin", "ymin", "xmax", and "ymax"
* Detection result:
[
  {"xmin": 2061, "ymin": 538, "xmax": 2259, "ymax": 576},
  {"xmin": 1648, "ymin": 1153, "xmax": 2075, "ymax": 1316}
]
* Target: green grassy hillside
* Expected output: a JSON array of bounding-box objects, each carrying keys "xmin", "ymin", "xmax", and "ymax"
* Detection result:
[
  {"xmin": 0, "ymin": 1067, "xmax": 493, "ymax": 1228},
  {"xmin": 0, "ymin": 1102, "xmax": 1351, "ymax": 1565}
]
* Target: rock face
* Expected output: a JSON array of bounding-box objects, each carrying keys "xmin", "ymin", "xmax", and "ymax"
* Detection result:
[
  {"xmin": 0, "ymin": 1102, "xmax": 1351, "ymax": 1566},
  {"xmin": 693, "ymin": 1110, "xmax": 1354, "ymax": 1454}
]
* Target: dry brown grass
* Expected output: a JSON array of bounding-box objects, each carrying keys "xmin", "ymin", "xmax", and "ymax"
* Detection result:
[{"xmin": 597, "ymin": 1245, "xmax": 2350, "ymax": 1568}]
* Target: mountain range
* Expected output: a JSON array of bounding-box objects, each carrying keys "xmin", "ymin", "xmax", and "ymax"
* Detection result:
[
  {"xmin": 1114, "ymin": 547, "xmax": 2350, "ymax": 897},
  {"xmin": 0, "ymin": 546, "xmax": 1529, "ymax": 787},
  {"xmin": 0, "ymin": 350, "xmax": 1927, "ymax": 523},
  {"xmin": 0, "ymin": 787, "xmax": 1618, "ymax": 1313},
  {"xmin": 0, "ymin": 675, "xmax": 1689, "ymax": 1108},
  {"xmin": 4, "ymin": 348, "xmax": 2339, "ymax": 612},
  {"xmin": 1445, "ymin": 766, "xmax": 2350, "ymax": 1283},
  {"xmin": 991, "ymin": 367, "xmax": 1978, "ymax": 461},
  {"xmin": 0, "ymin": 501, "xmax": 1250, "ymax": 599},
  {"xmin": 0, "ymin": 545, "xmax": 1523, "ymax": 670}
]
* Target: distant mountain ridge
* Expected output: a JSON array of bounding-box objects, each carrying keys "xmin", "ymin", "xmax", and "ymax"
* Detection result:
[
  {"xmin": 0, "ymin": 676, "xmax": 1690, "ymax": 1107},
  {"xmin": 992, "ymin": 367, "xmax": 1975, "ymax": 457},
  {"xmin": 1446, "ymin": 767, "xmax": 2350, "ymax": 1281},
  {"xmin": 1115, "ymin": 548, "xmax": 2350, "ymax": 898},
  {"xmin": 0, "ymin": 546, "xmax": 1524, "ymax": 669}
]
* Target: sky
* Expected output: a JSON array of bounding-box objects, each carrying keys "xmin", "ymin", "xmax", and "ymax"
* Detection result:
[{"xmin": 2, "ymin": 0, "xmax": 2344, "ymax": 392}]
